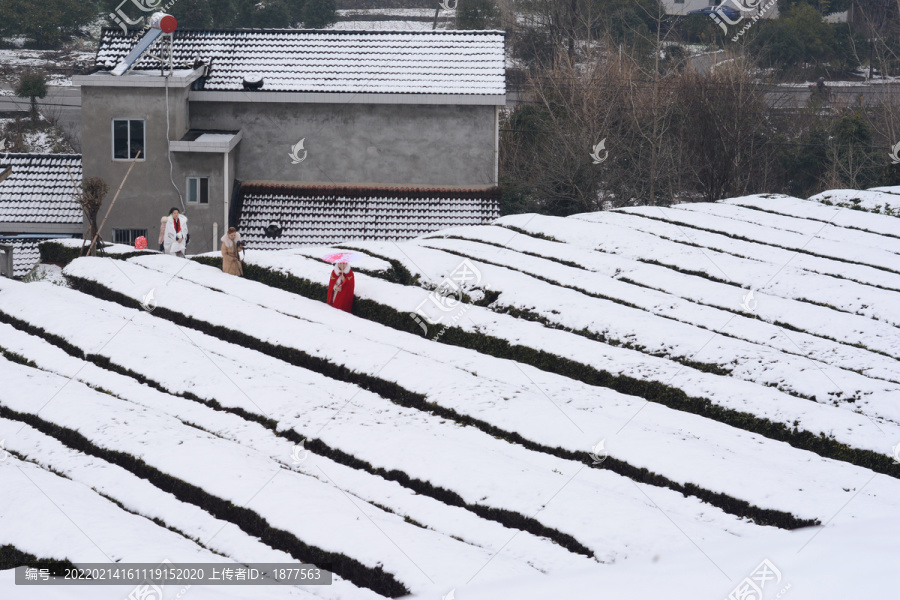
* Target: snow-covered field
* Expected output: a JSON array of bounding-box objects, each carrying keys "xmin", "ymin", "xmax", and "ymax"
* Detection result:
[
  {"xmin": 327, "ymin": 8, "xmax": 453, "ymax": 31},
  {"xmin": 1, "ymin": 194, "xmax": 899, "ymax": 599}
]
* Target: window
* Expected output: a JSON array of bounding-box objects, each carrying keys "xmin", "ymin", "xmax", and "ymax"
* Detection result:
[
  {"xmin": 113, "ymin": 228, "xmax": 148, "ymax": 245},
  {"xmin": 112, "ymin": 119, "xmax": 145, "ymax": 160},
  {"xmin": 186, "ymin": 177, "xmax": 209, "ymax": 205}
]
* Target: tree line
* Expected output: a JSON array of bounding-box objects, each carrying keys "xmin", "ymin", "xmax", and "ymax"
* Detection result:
[
  {"xmin": 0, "ymin": 0, "xmax": 338, "ymax": 47},
  {"xmin": 496, "ymin": 0, "xmax": 900, "ymax": 214}
]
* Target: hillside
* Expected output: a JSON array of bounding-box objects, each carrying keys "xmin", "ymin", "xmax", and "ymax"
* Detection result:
[{"xmin": 1, "ymin": 193, "xmax": 899, "ymax": 599}]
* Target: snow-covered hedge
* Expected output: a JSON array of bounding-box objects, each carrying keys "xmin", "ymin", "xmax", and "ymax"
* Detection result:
[
  {"xmin": 0, "ymin": 545, "xmax": 77, "ymax": 576},
  {"xmin": 179, "ymin": 256, "xmax": 900, "ymax": 484},
  {"xmin": 39, "ymin": 239, "xmax": 155, "ymax": 266},
  {"xmin": 0, "ymin": 359, "xmax": 410, "ymax": 597},
  {"xmin": 54, "ymin": 260, "xmax": 823, "ymax": 531}
]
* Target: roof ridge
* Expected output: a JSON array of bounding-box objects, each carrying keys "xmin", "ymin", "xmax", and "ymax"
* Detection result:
[
  {"xmin": 0, "ymin": 153, "xmax": 83, "ymax": 160},
  {"xmin": 100, "ymin": 27, "xmax": 505, "ymax": 36},
  {"xmin": 240, "ymin": 182, "xmax": 499, "ymax": 192}
]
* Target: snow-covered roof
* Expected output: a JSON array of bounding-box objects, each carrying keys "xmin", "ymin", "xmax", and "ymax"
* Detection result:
[
  {"xmin": 0, "ymin": 235, "xmax": 76, "ymax": 277},
  {"xmin": 237, "ymin": 183, "xmax": 500, "ymax": 249},
  {"xmin": 95, "ymin": 29, "xmax": 506, "ymax": 95},
  {"xmin": 0, "ymin": 153, "xmax": 82, "ymax": 228}
]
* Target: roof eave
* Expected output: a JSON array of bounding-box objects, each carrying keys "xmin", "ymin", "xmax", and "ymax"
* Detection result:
[
  {"xmin": 73, "ymin": 66, "xmax": 205, "ymax": 88},
  {"xmin": 190, "ymin": 90, "xmax": 506, "ymax": 106}
]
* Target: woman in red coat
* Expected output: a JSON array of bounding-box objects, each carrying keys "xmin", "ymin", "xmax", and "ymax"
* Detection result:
[{"xmin": 327, "ymin": 261, "xmax": 354, "ymax": 312}]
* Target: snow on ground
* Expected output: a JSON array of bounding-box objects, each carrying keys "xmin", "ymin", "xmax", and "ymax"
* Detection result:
[
  {"xmin": 326, "ymin": 20, "xmax": 449, "ymax": 31},
  {"xmin": 337, "ymin": 9, "xmax": 444, "ymax": 17},
  {"xmin": 51, "ymin": 257, "xmax": 900, "ymax": 523},
  {"xmin": 340, "ymin": 239, "xmax": 900, "ymax": 422},
  {"xmin": 20, "ymin": 263, "xmax": 68, "ymax": 286},
  {"xmin": 499, "ymin": 212, "xmax": 900, "ymax": 327},
  {"xmin": 0, "ymin": 352, "xmax": 546, "ymax": 595},
  {"xmin": 2, "ymin": 195, "xmax": 899, "ymax": 598},
  {"xmin": 407, "ymin": 515, "xmax": 900, "ymax": 600},
  {"xmin": 50, "ymin": 238, "xmax": 146, "ymax": 255},
  {"xmin": 723, "ymin": 194, "xmax": 900, "ymax": 238},
  {"xmin": 809, "ymin": 188, "xmax": 900, "ymax": 216},
  {"xmin": 418, "ymin": 222, "xmax": 900, "ymax": 359},
  {"xmin": 0, "ymin": 49, "xmax": 94, "ymax": 69}
]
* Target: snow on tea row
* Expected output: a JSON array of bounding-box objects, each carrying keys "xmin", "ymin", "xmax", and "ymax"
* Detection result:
[
  {"xmin": 576, "ymin": 209, "xmax": 900, "ymax": 297},
  {"xmin": 498, "ymin": 213, "xmax": 900, "ymax": 328},
  {"xmin": 345, "ymin": 239, "xmax": 900, "ymax": 425},
  {"xmin": 0, "ymin": 434, "xmax": 234, "ymax": 564},
  {"xmin": 420, "ymin": 225, "xmax": 900, "ymax": 361},
  {"xmin": 0, "ymin": 310, "xmax": 609, "ymax": 568},
  {"xmin": 614, "ymin": 204, "xmax": 900, "ymax": 274},
  {"xmin": 200, "ymin": 249, "xmax": 899, "ymax": 461},
  {"xmin": 0, "ymin": 320, "xmax": 583, "ymax": 588},
  {"xmin": 677, "ymin": 199, "xmax": 900, "ymax": 255},
  {"xmin": 413, "ymin": 231, "xmax": 900, "ymax": 383},
  {"xmin": 0, "ymin": 455, "xmax": 320, "ymax": 600},
  {"xmin": 0, "ymin": 354, "xmax": 532, "ymax": 594},
  {"xmin": 0, "ymin": 413, "xmax": 365, "ymax": 600},
  {"xmin": 59, "ymin": 255, "xmax": 900, "ymax": 525},
  {"xmin": 0, "ymin": 279, "xmax": 768, "ymax": 563},
  {"xmin": 723, "ymin": 195, "xmax": 900, "ymax": 238},
  {"xmin": 810, "ymin": 188, "xmax": 900, "ymax": 216}
]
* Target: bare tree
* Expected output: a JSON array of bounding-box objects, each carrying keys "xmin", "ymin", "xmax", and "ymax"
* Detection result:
[
  {"xmin": 78, "ymin": 177, "xmax": 109, "ymax": 254},
  {"xmin": 673, "ymin": 61, "xmax": 771, "ymax": 202}
]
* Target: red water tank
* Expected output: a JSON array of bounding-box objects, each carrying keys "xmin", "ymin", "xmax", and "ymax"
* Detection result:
[{"xmin": 149, "ymin": 12, "xmax": 177, "ymax": 33}]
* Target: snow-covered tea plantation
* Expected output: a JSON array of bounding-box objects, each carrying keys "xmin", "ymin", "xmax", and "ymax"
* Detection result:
[{"xmin": 2, "ymin": 193, "xmax": 900, "ymax": 599}]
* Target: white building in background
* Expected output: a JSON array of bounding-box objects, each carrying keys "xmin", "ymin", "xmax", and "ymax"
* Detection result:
[{"xmin": 662, "ymin": 0, "xmax": 780, "ymax": 18}]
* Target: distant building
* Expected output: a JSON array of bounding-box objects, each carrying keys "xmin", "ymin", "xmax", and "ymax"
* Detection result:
[
  {"xmin": 663, "ymin": 0, "xmax": 778, "ymax": 18},
  {"xmin": 74, "ymin": 29, "xmax": 505, "ymax": 254},
  {"xmin": 0, "ymin": 153, "xmax": 82, "ymax": 277}
]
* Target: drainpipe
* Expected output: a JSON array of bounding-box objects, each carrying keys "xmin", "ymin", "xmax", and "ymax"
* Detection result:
[
  {"xmin": 494, "ymin": 105, "xmax": 499, "ymax": 186},
  {"xmin": 223, "ymin": 150, "xmax": 229, "ymax": 232}
]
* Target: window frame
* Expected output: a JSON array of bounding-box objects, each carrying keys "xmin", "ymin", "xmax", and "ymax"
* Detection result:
[
  {"xmin": 111, "ymin": 118, "xmax": 146, "ymax": 161},
  {"xmin": 112, "ymin": 228, "xmax": 148, "ymax": 246},
  {"xmin": 186, "ymin": 176, "xmax": 210, "ymax": 205}
]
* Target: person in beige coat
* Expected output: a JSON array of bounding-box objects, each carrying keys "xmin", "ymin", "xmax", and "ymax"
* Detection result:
[
  {"xmin": 158, "ymin": 215, "xmax": 167, "ymax": 252},
  {"xmin": 221, "ymin": 227, "xmax": 243, "ymax": 276}
]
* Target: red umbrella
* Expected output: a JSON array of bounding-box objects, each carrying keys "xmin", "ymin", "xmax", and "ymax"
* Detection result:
[{"xmin": 322, "ymin": 251, "xmax": 359, "ymax": 264}]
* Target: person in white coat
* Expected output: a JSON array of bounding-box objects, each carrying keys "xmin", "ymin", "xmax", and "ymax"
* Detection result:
[{"xmin": 163, "ymin": 207, "xmax": 188, "ymax": 257}]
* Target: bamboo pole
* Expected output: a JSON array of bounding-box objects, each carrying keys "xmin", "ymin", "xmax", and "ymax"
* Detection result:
[{"xmin": 87, "ymin": 151, "xmax": 141, "ymax": 256}]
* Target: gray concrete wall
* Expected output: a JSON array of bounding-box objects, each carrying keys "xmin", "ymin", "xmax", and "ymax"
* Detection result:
[
  {"xmin": 81, "ymin": 84, "xmax": 231, "ymax": 254},
  {"xmin": 82, "ymin": 86, "xmax": 497, "ymax": 253},
  {"xmin": 189, "ymin": 101, "xmax": 497, "ymax": 187}
]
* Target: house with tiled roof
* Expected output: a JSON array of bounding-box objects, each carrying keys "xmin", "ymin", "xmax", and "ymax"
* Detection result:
[
  {"xmin": 238, "ymin": 183, "xmax": 501, "ymax": 250},
  {"xmin": 0, "ymin": 153, "xmax": 83, "ymax": 277},
  {"xmin": 74, "ymin": 28, "xmax": 505, "ymax": 253}
]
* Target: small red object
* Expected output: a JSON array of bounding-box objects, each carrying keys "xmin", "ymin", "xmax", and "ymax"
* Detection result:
[
  {"xmin": 159, "ymin": 15, "xmax": 177, "ymax": 33},
  {"xmin": 150, "ymin": 12, "xmax": 178, "ymax": 33},
  {"xmin": 134, "ymin": 235, "xmax": 148, "ymax": 250}
]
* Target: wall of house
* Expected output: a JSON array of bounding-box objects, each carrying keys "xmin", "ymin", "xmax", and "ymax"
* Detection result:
[
  {"xmin": 81, "ymin": 84, "xmax": 233, "ymax": 254},
  {"xmin": 189, "ymin": 101, "xmax": 497, "ymax": 187}
]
